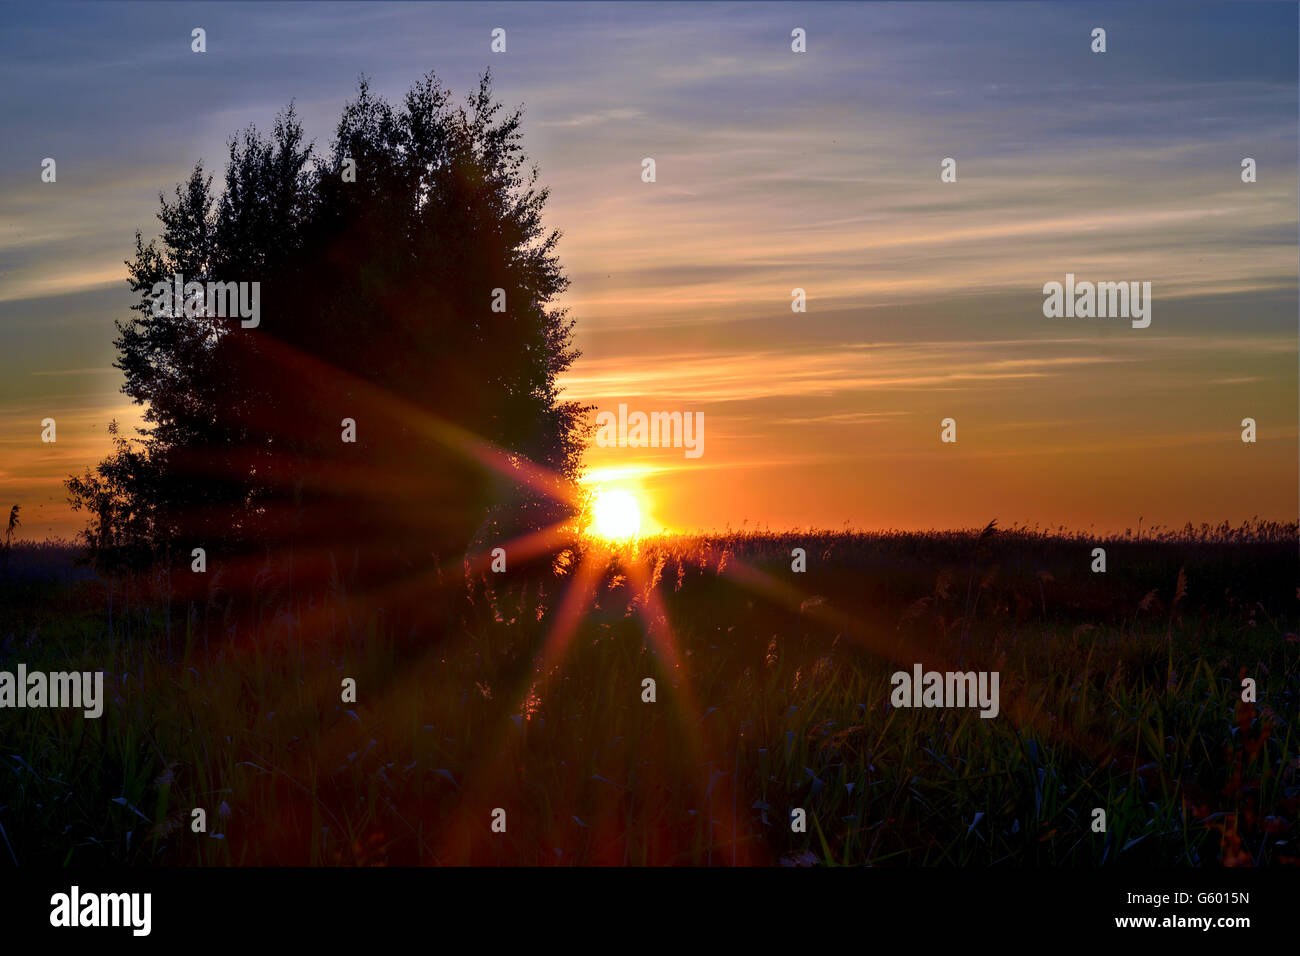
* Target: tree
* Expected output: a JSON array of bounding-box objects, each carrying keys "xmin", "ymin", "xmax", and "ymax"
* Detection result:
[
  {"xmin": 66, "ymin": 422, "xmax": 160, "ymax": 575},
  {"xmin": 69, "ymin": 71, "xmax": 590, "ymax": 593}
]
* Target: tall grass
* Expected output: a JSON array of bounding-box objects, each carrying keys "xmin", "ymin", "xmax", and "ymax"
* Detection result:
[{"xmin": 1, "ymin": 523, "xmax": 1296, "ymax": 865}]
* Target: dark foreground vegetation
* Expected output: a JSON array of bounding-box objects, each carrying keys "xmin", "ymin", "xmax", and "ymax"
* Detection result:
[{"xmin": 1, "ymin": 520, "xmax": 1297, "ymax": 866}]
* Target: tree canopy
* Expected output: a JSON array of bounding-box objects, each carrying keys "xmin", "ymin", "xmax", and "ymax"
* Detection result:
[{"xmin": 69, "ymin": 71, "xmax": 589, "ymax": 586}]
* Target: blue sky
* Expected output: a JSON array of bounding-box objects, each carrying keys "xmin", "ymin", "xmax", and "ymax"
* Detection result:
[{"xmin": 1, "ymin": 2, "xmax": 1296, "ymax": 536}]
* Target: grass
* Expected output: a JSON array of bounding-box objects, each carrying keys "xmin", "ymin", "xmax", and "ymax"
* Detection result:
[{"xmin": 1, "ymin": 521, "xmax": 1297, "ymax": 866}]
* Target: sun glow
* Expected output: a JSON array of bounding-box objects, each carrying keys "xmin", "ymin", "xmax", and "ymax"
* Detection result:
[{"xmin": 590, "ymin": 489, "xmax": 642, "ymax": 541}]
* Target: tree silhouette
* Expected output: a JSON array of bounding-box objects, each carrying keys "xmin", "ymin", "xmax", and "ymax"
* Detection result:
[{"xmin": 68, "ymin": 71, "xmax": 589, "ymax": 593}]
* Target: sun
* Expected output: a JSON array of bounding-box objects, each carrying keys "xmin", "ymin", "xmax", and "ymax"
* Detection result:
[{"xmin": 590, "ymin": 489, "xmax": 642, "ymax": 541}]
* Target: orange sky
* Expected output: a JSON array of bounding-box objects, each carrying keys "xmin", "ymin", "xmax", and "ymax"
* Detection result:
[{"xmin": 2, "ymin": 2, "xmax": 1296, "ymax": 540}]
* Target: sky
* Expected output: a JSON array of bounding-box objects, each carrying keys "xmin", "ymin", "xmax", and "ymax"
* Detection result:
[{"xmin": 1, "ymin": 1, "xmax": 1297, "ymax": 539}]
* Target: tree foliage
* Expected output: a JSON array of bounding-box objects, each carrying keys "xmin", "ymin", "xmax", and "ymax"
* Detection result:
[{"xmin": 68, "ymin": 71, "xmax": 589, "ymax": 583}]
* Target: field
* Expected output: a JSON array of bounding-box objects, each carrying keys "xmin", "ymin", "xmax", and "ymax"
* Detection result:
[{"xmin": 1, "ymin": 522, "xmax": 1297, "ymax": 866}]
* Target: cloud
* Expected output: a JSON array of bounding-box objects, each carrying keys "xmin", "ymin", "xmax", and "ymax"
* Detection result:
[{"xmin": 537, "ymin": 108, "xmax": 647, "ymax": 128}]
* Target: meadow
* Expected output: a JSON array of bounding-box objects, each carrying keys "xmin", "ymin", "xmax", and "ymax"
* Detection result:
[{"xmin": 1, "ymin": 521, "xmax": 1297, "ymax": 866}]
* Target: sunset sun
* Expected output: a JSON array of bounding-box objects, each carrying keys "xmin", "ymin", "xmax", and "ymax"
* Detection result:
[{"xmin": 590, "ymin": 489, "xmax": 642, "ymax": 541}]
